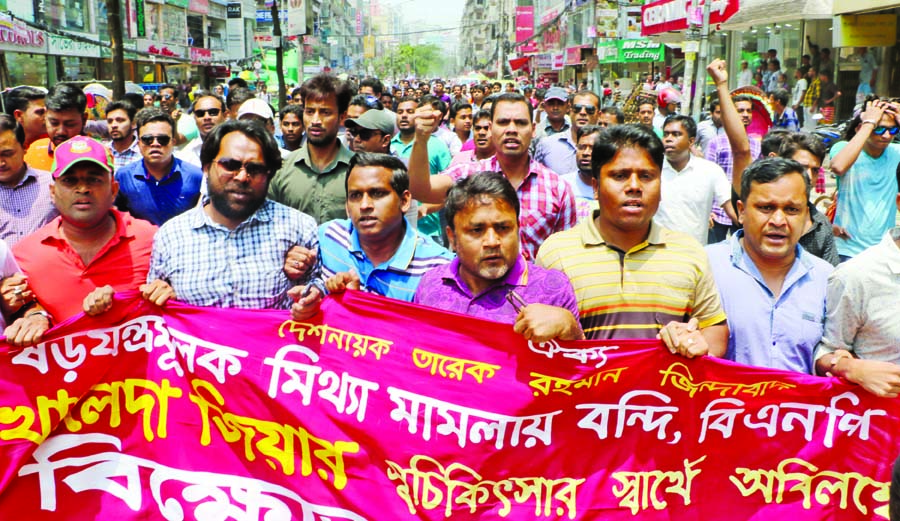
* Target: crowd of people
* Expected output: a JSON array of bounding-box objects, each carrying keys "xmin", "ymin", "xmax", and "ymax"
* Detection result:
[{"xmin": 1, "ymin": 58, "xmax": 899, "ymax": 408}]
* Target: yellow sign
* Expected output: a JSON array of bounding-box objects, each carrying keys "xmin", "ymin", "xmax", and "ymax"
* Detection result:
[
  {"xmin": 363, "ymin": 35, "xmax": 376, "ymax": 59},
  {"xmin": 833, "ymin": 14, "xmax": 897, "ymax": 48}
]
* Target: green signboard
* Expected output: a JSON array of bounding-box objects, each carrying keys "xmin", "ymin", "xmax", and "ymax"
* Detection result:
[
  {"xmin": 166, "ymin": 0, "xmax": 190, "ymax": 8},
  {"xmin": 596, "ymin": 39, "xmax": 664, "ymax": 64}
]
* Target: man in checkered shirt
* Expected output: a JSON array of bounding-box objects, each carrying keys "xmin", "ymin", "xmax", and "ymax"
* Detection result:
[
  {"xmin": 84, "ymin": 119, "xmax": 319, "ymax": 313},
  {"xmin": 405, "ymin": 92, "xmax": 576, "ymax": 261}
]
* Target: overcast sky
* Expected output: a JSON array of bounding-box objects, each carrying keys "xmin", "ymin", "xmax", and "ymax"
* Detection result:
[{"xmin": 381, "ymin": 0, "xmax": 466, "ymax": 32}]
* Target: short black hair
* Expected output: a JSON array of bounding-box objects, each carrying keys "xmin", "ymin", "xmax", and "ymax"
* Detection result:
[
  {"xmin": 301, "ymin": 73, "xmax": 354, "ymax": 114},
  {"xmin": 708, "ymin": 98, "xmax": 721, "ymax": 113},
  {"xmin": 46, "ymin": 83, "xmax": 87, "ymax": 114},
  {"xmin": 192, "ymin": 91, "xmax": 225, "ymax": 111},
  {"xmin": 4, "ymin": 86, "xmax": 46, "ymax": 117},
  {"xmin": 577, "ymin": 124, "xmax": 604, "ymax": 140},
  {"xmin": 445, "ymin": 172, "xmax": 520, "ymax": 232},
  {"xmin": 592, "ymin": 124, "xmax": 664, "ymax": 179},
  {"xmin": 159, "ymin": 84, "xmax": 178, "ymax": 95},
  {"xmin": 779, "ymin": 132, "xmax": 826, "ymax": 163},
  {"xmin": 345, "ymin": 152, "xmax": 409, "ymax": 197},
  {"xmin": 0, "ymin": 114, "xmax": 20, "ymax": 145},
  {"xmin": 761, "ymin": 129, "xmax": 794, "ymax": 157},
  {"xmin": 600, "ymin": 106, "xmax": 625, "ymax": 124},
  {"xmin": 572, "ymin": 90, "xmax": 601, "ymax": 108},
  {"xmin": 105, "ymin": 100, "xmax": 137, "ymax": 123},
  {"xmin": 470, "ymin": 84, "xmax": 484, "ymax": 94},
  {"xmin": 770, "ymin": 88, "xmax": 790, "ymax": 107},
  {"xmin": 122, "ymin": 92, "xmax": 145, "ymax": 110},
  {"xmin": 291, "ymin": 86, "xmax": 303, "ymax": 98},
  {"xmin": 200, "ymin": 119, "xmax": 283, "ymax": 176},
  {"xmin": 449, "ymin": 101, "xmax": 473, "ymax": 120},
  {"xmin": 663, "ymin": 114, "xmax": 697, "ymax": 139},
  {"xmin": 134, "ymin": 107, "xmax": 175, "ymax": 136},
  {"xmin": 419, "ymin": 96, "xmax": 447, "ymax": 117},
  {"xmin": 359, "ymin": 77, "xmax": 384, "ymax": 96},
  {"xmin": 226, "ymin": 87, "xmax": 255, "ymax": 111},
  {"xmin": 228, "ymin": 77, "xmax": 249, "ymax": 89},
  {"xmin": 280, "ymin": 104, "xmax": 304, "ymax": 120},
  {"xmin": 349, "ymin": 94, "xmax": 383, "ymax": 111},
  {"xmin": 489, "ymin": 92, "xmax": 533, "ymax": 122},
  {"xmin": 733, "ymin": 94, "xmax": 754, "ymax": 105},
  {"xmin": 739, "ymin": 157, "xmax": 810, "ymax": 202},
  {"xmin": 473, "ymin": 109, "xmax": 492, "ymax": 123},
  {"xmin": 395, "ymin": 96, "xmax": 417, "ymax": 108}
]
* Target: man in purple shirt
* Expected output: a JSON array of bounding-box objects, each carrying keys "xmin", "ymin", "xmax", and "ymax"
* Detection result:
[{"xmin": 414, "ymin": 172, "xmax": 583, "ymax": 342}]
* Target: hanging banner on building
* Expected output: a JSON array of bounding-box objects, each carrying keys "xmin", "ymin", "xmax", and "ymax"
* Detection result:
[
  {"xmin": 515, "ymin": 6, "xmax": 535, "ymax": 43},
  {"xmin": 641, "ymin": 0, "xmax": 739, "ymax": 36},
  {"xmin": 287, "ymin": 0, "xmax": 307, "ymax": 36},
  {"xmin": 833, "ymin": 14, "xmax": 897, "ymax": 48},
  {"xmin": 0, "ymin": 291, "xmax": 894, "ymax": 519},
  {"xmin": 363, "ymin": 35, "xmax": 375, "ymax": 59},
  {"xmin": 566, "ymin": 45, "xmax": 590, "ymax": 65}
]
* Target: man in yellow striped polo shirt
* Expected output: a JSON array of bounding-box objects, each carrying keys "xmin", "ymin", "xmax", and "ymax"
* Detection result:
[{"xmin": 537, "ymin": 124, "xmax": 728, "ymax": 358}]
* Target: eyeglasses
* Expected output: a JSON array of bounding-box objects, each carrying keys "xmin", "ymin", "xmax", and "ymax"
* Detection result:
[
  {"xmin": 139, "ymin": 134, "xmax": 172, "ymax": 146},
  {"xmin": 572, "ymin": 104, "xmax": 597, "ymax": 115},
  {"xmin": 873, "ymin": 126, "xmax": 900, "ymax": 136},
  {"xmin": 194, "ymin": 108, "xmax": 221, "ymax": 118},
  {"xmin": 215, "ymin": 157, "xmax": 269, "ymax": 179},
  {"xmin": 349, "ymin": 128, "xmax": 381, "ymax": 141}
]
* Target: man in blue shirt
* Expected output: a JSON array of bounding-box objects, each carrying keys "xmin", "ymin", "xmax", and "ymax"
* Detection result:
[
  {"xmin": 115, "ymin": 107, "xmax": 203, "ymax": 225},
  {"xmin": 290, "ymin": 153, "xmax": 453, "ymax": 320},
  {"xmin": 706, "ymin": 158, "xmax": 833, "ymax": 373}
]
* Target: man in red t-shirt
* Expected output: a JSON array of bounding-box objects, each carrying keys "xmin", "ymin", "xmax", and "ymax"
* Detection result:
[{"xmin": 8, "ymin": 136, "xmax": 157, "ymax": 345}]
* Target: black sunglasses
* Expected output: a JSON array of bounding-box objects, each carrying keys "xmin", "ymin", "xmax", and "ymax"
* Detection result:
[
  {"xmin": 195, "ymin": 108, "xmax": 221, "ymax": 118},
  {"xmin": 349, "ymin": 128, "xmax": 380, "ymax": 141},
  {"xmin": 572, "ymin": 104, "xmax": 597, "ymax": 115},
  {"xmin": 215, "ymin": 157, "xmax": 269, "ymax": 179},
  {"xmin": 873, "ymin": 126, "xmax": 900, "ymax": 136},
  {"xmin": 139, "ymin": 134, "xmax": 172, "ymax": 146}
]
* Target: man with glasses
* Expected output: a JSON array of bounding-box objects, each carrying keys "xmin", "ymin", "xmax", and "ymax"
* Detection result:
[
  {"xmin": 535, "ymin": 90, "xmax": 601, "ymax": 175},
  {"xmin": 176, "ymin": 91, "xmax": 227, "ymax": 168},
  {"xmin": 114, "ymin": 108, "xmax": 202, "ymax": 226},
  {"xmin": 345, "ymin": 109, "xmax": 394, "ymax": 154},
  {"xmin": 85, "ymin": 119, "xmax": 318, "ymax": 314},
  {"xmin": 829, "ymin": 99, "xmax": 900, "ymax": 261}
]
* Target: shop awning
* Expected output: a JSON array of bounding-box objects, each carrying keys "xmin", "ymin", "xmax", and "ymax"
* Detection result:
[
  {"xmin": 719, "ymin": 0, "xmax": 833, "ymax": 30},
  {"xmin": 834, "ymin": 0, "xmax": 900, "ymax": 14}
]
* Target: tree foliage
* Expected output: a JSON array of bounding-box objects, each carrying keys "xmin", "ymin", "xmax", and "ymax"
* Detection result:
[{"xmin": 371, "ymin": 43, "xmax": 447, "ymax": 79}]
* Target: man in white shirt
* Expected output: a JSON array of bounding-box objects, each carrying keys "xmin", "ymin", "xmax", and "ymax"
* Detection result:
[
  {"xmin": 175, "ymin": 91, "xmax": 226, "ymax": 167},
  {"xmin": 654, "ymin": 115, "xmax": 734, "ymax": 245}
]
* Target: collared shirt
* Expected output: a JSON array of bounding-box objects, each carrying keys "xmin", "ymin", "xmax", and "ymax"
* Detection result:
[
  {"xmin": 706, "ymin": 133, "xmax": 761, "ymax": 225},
  {"xmin": 268, "ymin": 141, "xmax": 355, "ymax": 225},
  {"xmin": 14, "ymin": 209, "xmax": 156, "ymax": 322},
  {"xmin": 695, "ymin": 120, "xmax": 724, "ymax": 155},
  {"xmin": 443, "ymin": 156, "xmax": 577, "ymax": 261},
  {"xmin": 800, "ymin": 204, "xmax": 840, "ymax": 266},
  {"xmin": 559, "ymin": 171, "xmax": 597, "ymax": 222},
  {"xmin": 148, "ymin": 199, "xmax": 317, "ymax": 309},
  {"xmin": 105, "ymin": 134, "xmax": 142, "ymax": 171},
  {"xmin": 23, "ymin": 137, "xmax": 55, "ymax": 172},
  {"xmin": 814, "ymin": 228, "xmax": 900, "ymax": 365},
  {"xmin": 174, "ymin": 136, "xmax": 203, "ymax": 168},
  {"xmin": 317, "ymin": 218, "xmax": 453, "ymax": 302},
  {"xmin": 390, "ymin": 134, "xmax": 452, "ymax": 237},
  {"xmin": 532, "ymin": 119, "xmax": 570, "ymax": 146},
  {"xmin": 802, "ymin": 78, "xmax": 821, "ymax": 107},
  {"xmin": 773, "ymin": 107, "xmax": 800, "ymax": 132},
  {"xmin": 0, "ymin": 241, "xmax": 22, "ymax": 330},
  {"xmin": 707, "ymin": 231, "xmax": 833, "ymax": 374},
  {"xmin": 414, "ymin": 255, "xmax": 580, "ymax": 324},
  {"xmin": 114, "ymin": 157, "xmax": 203, "ymax": 226},
  {"xmin": 536, "ymin": 217, "xmax": 726, "ymax": 340},
  {"xmin": 0, "ymin": 166, "xmax": 59, "ymax": 246},
  {"xmin": 831, "ymin": 141, "xmax": 900, "ymax": 258},
  {"xmin": 534, "ymin": 130, "xmax": 576, "ymax": 176},
  {"xmin": 655, "ymin": 155, "xmax": 731, "ymax": 246}
]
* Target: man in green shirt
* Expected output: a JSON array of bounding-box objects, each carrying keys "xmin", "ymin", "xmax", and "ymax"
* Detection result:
[{"xmin": 269, "ymin": 74, "xmax": 355, "ymax": 224}]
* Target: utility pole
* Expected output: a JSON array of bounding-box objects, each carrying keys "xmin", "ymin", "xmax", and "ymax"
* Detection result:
[
  {"xmin": 691, "ymin": 0, "xmax": 712, "ymax": 119},
  {"xmin": 272, "ymin": 0, "xmax": 287, "ymax": 109},
  {"xmin": 680, "ymin": 0, "xmax": 700, "ymax": 115},
  {"xmin": 107, "ymin": 0, "xmax": 125, "ymax": 100}
]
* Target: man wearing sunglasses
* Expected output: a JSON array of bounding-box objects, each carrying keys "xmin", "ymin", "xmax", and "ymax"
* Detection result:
[
  {"xmin": 534, "ymin": 90, "xmax": 601, "ymax": 176},
  {"xmin": 829, "ymin": 98, "xmax": 900, "ymax": 261},
  {"xmin": 114, "ymin": 108, "xmax": 202, "ymax": 226},
  {"xmin": 84, "ymin": 119, "xmax": 318, "ymax": 315},
  {"xmin": 344, "ymin": 109, "xmax": 394, "ymax": 154},
  {"xmin": 175, "ymin": 91, "xmax": 227, "ymax": 168}
]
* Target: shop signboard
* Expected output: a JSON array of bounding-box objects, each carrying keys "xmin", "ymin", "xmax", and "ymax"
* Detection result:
[
  {"xmin": 833, "ymin": 14, "xmax": 897, "ymax": 48},
  {"xmin": 256, "ymin": 9, "xmax": 287, "ymax": 23},
  {"xmin": 641, "ymin": 0, "xmax": 738, "ymax": 36},
  {"xmin": 515, "ymin": 6, "xmax": 534, "ymax": 43},
  {"xmin": 166, "ymin": 0, "xmax": 189, "ymax": 8},
  {"xmin": 48, "ymin": 33, "xmax": 101, "ymax": 58},
  {"xmin": 566, "ymin": 45, "xmax": 589, "ymax": 65},
  {"xmin": 551, "ymin": 52, "xmax": 565, "ymax": 70},
  {"xmin": 189, "ymin": 0, "xmax": 209, "ymax": 15},
  {"xmin": 190, "ymin": 47, "xmax": 213, "ymax": 64},
  {"xmin": 287, "ymin": 0, "xmax": 307, "ymax": 36},
  {"xmin": 226, "ymin": 2, "xmax": 242, "ymax": 18},
  {"xmin": 0, "ymin": 13, "xmax": 48, "ymax": 54},
  {"xmin": 535, "ymin": 53, "xmax": 553, "ymax": 69},
  {"xmin": 596, "ymin": 39, "xmax": 665, "ymax": 63}
]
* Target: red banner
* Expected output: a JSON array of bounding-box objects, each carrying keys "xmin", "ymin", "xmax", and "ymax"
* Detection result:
[
  {"xmin": 0, "ymin": 291, "xmax": 896, "ymax": 519},
  {"xmin": 641, "ymin": 0, "xmax": 740, "ymax": 36}
]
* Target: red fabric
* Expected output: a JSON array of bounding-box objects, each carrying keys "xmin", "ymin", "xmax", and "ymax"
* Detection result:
[{"xmin": 13, "ymin": 210, "xmax": 156, "ymax": 322}]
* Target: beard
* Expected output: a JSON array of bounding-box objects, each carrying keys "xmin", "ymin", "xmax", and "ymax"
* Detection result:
[{"xmin": 208, "ymin": 182, "xmax": 267, "ymax": 224}]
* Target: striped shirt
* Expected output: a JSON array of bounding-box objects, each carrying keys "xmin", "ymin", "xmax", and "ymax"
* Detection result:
[
  {"xmin": 443, "ymin": 156, "xmax": 576, "ymax": 261},
  {"xmin": 705, "ymin": 133, "xmax": 761, "ymax": 225},
  {"xmin": 317, "ymin": 218, "xmax": 453, "ymax": 302},
  {"xmin": 105, "ymin": 135, "xmax": 142, "ymax": 171},
  {"xmin": 148, "ymin": 199, "xmax": 318, "ymax": 309},
  {"xmin": 0, "ymin": 166, "xmax": 58, "ymax": 246},
  {"xmin": 536, "ymin": 217, "xmax": 726, "ymax": 340}
]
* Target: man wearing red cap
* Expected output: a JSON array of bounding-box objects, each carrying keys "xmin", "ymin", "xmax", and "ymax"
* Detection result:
[{"xmin": 8, "ymin": 136, "xmax": 157, "ymax": 345}]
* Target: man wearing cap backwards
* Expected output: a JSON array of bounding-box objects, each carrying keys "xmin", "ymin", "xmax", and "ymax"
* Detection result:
[
  {"xmin": 114, "ymin": 107, "xmax": 203, "ymax": 226},
  {"xmin": 83, "ymin": 119, "xmax": 319, "ymax": 315},
  {"xmin": 175, "ymin": 91, "xmax": 227, "ymax": 168},
  {"xmin": 345, "ymin": 109, "xmax": 395, "ymax": 154},
  {"xmin": 8, "ymin": 136, "xmax": 157, "ymax": 345}
]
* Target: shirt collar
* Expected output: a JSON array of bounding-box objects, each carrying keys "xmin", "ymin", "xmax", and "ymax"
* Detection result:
[
  {"xmin": 349, "ymin": 217, "xmax": 418, "ymax": 271},
  {"xmin": 139, "ymin": 156, "xmax": 181, "ymax": 182},
  {"xmin": 190, "ymin": 198, "xmax": 274, "ymax": 230},
  {"xmin": 294, "ymin": 140, "xmax": 354, "ymax": 171},
  {"xmin": 41, "ymin": 208, "xmax": 133, "ymax": 245},
  {"xmin": 728, "ymin": 229, "xmax": 812, "ymax": 285},
  {"xmin": 581, "ymin": 213, "xmax": 666, "ymax": 250}
]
